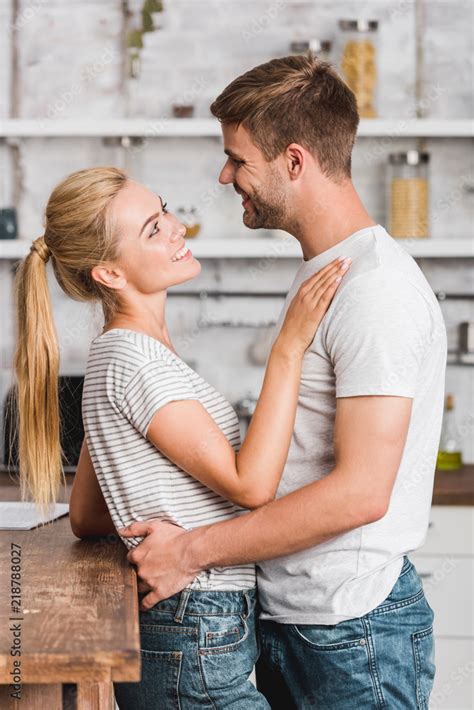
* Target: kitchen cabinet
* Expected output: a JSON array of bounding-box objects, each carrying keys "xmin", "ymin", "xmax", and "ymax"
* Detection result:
[
  {"xmin": 411, "ymin": 504, "xmax": 474, "ymax": 709},
  {"xmin": 431, "ymin": 639, "xmax": 474, "ymax": 709}
]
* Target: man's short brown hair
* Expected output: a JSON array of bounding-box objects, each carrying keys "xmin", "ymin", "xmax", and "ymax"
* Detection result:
[{"xmin": 210, "ymin": 55, "xmax": 359, "ymax": 180}]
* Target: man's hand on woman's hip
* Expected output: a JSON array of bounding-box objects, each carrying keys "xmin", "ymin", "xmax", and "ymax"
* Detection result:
[{"xmin": 117, "ymin": 520, "xmax": 201, "ymax": 610}]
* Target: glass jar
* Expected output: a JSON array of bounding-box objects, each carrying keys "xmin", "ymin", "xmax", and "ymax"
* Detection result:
[
  {"xmin": 339, "ymin": 19, "xmax": 378, "ymax": 118},
  {"xmin": 0, "ymin": 208, "xmax": 17, "ymax": 239},
  {"xmin": 289, "ymin": 39, "xmax": 332, "ymax": 62},
  {"xmin": 176, "ymin": 206, "xmax": 201, "ymax": 238},
  {"xmin": 388, "ymin": 151, "xmax": 430, "ymax": 239}
]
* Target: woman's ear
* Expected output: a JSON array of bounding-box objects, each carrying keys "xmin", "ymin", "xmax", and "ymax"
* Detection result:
[
  {"xmin": 285, "ymin": 143, "xmax": 305, "ymax": 180},
  {"xmin": 91, "ymin": 264, "xmax": 127, "ymax": 291}
]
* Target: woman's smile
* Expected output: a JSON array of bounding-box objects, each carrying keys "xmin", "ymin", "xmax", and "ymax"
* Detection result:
[{"xmin": 171, "ymin": 243, "xmax": 192, "ymax": 262}]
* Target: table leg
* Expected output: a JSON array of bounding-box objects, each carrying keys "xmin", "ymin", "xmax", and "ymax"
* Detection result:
[{"xmin": 77, "ymin": 681, "xmax": 114, "ymax": 710}]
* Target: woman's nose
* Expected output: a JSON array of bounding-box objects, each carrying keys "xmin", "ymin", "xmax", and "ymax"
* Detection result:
[{"xmin": 171, "ymin": 225, "xmax": 186, "ymax": 242}]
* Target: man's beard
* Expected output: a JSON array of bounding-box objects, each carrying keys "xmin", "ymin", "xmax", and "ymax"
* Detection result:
[{"xmin": 237, "ymin": 169, "xmax": 289, "ymax": 231}]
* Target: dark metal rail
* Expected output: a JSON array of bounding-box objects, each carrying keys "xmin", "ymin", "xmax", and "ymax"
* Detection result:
[{"xmin": 168, "ymin": 290, "xmax": 474, "ymax": 300}]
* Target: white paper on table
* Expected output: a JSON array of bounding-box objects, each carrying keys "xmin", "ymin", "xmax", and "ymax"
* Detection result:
[{"xmin": 0, "ymin": 502, "xmax": 69, "ymax": 530}]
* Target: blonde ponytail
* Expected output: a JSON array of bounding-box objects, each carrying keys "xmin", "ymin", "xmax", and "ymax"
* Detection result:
[
  {"xmin": 12, "ymin": 166, "xmax": 128, "ymax": 516},
  {"xmin": 14, "ymin": 237, "xmax": 63, "ymax": 518}
]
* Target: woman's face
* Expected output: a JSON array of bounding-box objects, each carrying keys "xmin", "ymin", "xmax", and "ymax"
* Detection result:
[{"xmin": 110, "ymin": 180, "xmax": 201, "ymax": 294}]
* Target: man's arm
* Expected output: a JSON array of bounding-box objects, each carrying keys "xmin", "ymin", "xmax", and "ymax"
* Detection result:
[{"xmin": 120, "ymin": 394, "xmax": 413, "ymax": 609}]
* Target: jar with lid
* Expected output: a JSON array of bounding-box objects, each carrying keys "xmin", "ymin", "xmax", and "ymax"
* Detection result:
[
  {"xmin": 176, "ymin": 206, "xmax": 201, "ymax": 238},
  {"xmin": 339, "ymin": 19, "xmax": 378, "ymax": 118},
  {"xmin": 289, "ymin": 39, "xmax": 332, "ymax": 62},
  {"xmin": 388, "ymin": 151, "xmax": 430, "ymax": 239}
]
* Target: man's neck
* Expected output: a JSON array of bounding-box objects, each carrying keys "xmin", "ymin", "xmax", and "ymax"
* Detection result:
[{"xmin": 289, "ymin": 179, "xmax": 377, "ymax": 261}]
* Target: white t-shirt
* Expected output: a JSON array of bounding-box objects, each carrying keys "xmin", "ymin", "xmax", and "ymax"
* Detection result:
[
  {"xmin": 257, "ymin": 224, "xmax": 447, "ymax": 624},
  {"xmin": 82, "ymin": 328, "xmax": 256, "ymax": 591}
]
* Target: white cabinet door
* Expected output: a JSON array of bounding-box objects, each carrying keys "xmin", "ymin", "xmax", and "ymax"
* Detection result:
[
  {"xmin": 410, "ymin": 555, "xmax": 474, "ymax": 637},
  {"xmin": 431, "ymin": 638, "xmax": 474, "ymax": 709},
  {"xmin": 418, "ymin": 507, "xmax": 474, "ymax": 556}
]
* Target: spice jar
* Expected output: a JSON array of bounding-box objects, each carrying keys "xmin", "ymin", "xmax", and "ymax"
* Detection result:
[
  {"xmin": 388, "ymin": 151, "xmax": 430, "ymax": 239},
  {"xmin": 339, "ymin": 19, "xmax": 378, "ymax": 118},
  {"xmin": 176, "ymin": 206, "xmax": 201, "ymax": 238},
  {"xmin": 172, "ymin": 104, "xmax": 195, "ymax": 118},
  {"xmin": 289, "ymin": 39, "xmax": 332, "ymax": 62}
]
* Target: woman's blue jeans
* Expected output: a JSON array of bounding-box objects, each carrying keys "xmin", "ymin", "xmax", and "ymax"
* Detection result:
[{"xmin": 114, "ymin": 586, "xmax": 269, "ymax": 709}]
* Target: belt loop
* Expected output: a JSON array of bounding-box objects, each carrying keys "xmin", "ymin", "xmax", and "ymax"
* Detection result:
[
  {"xmin": 243, "ymin": 591, "xmax": 251, "ymax": 619},
  {"xmin": 173, "ymin": 588, "xmax": 191, "ymax": 624}
]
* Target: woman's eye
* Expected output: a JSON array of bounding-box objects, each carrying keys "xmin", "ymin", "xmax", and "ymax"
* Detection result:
[
  {"xmin": 149, "ymin": 221, "xmax": 160, "ymax": 237},
  {"xmin": 149, "ymin": 203, "xmax": 168, "ymax": 237}
]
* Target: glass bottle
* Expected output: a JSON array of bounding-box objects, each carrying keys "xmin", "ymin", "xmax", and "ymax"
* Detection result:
[
  {"xmin": 437, "ymin": 394, "xmax": 463, "ymax": 471},
  {"xmin": 339, "ymin": 19, "xmax": 379, "ymax": 118}
]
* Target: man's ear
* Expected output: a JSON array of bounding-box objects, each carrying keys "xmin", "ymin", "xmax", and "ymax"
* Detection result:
[
  {"xmin": 91, "ymin": 264, "xmax": 127, "ymax": 291},
  {"xmin": 285, "ymin": 143, "xmax": 305, "ymax": 180}
]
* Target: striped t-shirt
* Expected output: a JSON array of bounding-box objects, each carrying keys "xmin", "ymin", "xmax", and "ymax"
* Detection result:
[{"xmin": 82, "ymin": 328, "xmax": 256, "ymax": 591}]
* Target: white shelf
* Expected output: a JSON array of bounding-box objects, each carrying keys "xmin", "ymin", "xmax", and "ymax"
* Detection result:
[
  {"xmin": 1, "ymin": 238, "xmax": 473, "ymax": 260},
  {"xmin": 357, "ymin": 119, "xmax": 473, "ymax": 138},
  {"xmin": 0, "ymin": 119, "xmax": 220, "ymax": 138},
  {"xmin": 0, "ymin": 118, "xmax": 473, "ymax": 139},
  {"xmin": 397, "ymin": 239, "xmax": 474, "ymax": 258}
]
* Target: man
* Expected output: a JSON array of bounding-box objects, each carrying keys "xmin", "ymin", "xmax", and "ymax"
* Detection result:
[{"xmin": 119, "ymin": 55, "xmax": 447, "ymax": 708}]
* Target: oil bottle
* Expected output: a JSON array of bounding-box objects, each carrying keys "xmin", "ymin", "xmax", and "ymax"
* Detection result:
[{"xmin": 437, "ymin": 394, "xmax": 463, "ymax": 470}]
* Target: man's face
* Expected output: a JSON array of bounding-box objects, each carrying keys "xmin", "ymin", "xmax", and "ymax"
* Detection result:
[{"xmin": 219, "ymin": 123, "xmax": 290, "ymax": 231}]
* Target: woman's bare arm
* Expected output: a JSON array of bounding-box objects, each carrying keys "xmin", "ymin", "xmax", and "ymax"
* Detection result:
[
  {"xmin": 146, "ymin": 257, "xmax": 350, "ymax": 509},
  {"xmin": 69, "ymin": 440, "xmax": 116, "ymax": 538}
]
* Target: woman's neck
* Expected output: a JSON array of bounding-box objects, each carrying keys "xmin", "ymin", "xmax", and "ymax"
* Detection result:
[{"xmin": 102, "ymin": 313, "xmax": 176, "ymax": 352}]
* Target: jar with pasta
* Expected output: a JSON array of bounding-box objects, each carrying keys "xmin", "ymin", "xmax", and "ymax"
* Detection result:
[
  {"xmin": 339, "ymin": 19, "xmax": 378, "ymax": 118},
  {"xmin": 176, "ymin": 206, "xmax": 201, "ymax": 238},
  {"xmin": 388, "ymin": 151, "xmax": 430, "ymax": 239}
]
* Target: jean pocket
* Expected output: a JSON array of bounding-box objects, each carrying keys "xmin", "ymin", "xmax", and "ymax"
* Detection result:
[
  {"xmin": 292, "ymin": 619, "xmax": 367, "ymax": 651},
  {"xmin": 198, "ymin": 611, "xmax": 262, "ymax": 703},
  {"xmin": 412, "ymin": 626, "xmax": 435, "ymax": 709},
  {"xmin": 200, "ymin": 613, "xmax": 249, "ymax": 653}
]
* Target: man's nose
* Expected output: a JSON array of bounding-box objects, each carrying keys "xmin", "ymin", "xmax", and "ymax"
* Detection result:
[{"xmin": 219, "ymin": 162, "xmax": 234, "ymax": 185}]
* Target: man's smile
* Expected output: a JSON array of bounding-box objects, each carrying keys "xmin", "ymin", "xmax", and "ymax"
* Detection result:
[{"xmin": 234, "ymin": 185, "xmax": 252, "ymax": 208}]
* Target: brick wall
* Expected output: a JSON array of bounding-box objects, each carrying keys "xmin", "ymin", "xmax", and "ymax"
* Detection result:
[{"xmin": 0, "ymin": 0, "xmax": 473, "ymax": 460}]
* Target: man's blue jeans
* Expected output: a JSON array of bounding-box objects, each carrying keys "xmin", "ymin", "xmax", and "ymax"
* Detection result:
[{"xmin": 256, "ymin": 556, "xmax": 435, "ymax": 709}]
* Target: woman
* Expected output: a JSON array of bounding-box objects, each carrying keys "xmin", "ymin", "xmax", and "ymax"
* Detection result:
[{"xmin": 14, "ymin": 166, "xmax": 351, "ymax": 708}]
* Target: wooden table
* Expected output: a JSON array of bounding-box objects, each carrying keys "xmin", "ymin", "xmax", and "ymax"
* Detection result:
[
  {"xmin": 0, "ymin": 472, "xmax": 140, "ymax": 710},
  {"xmin": 0, "ymin": 464, "xmax": 472, "ymax": 709}
]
